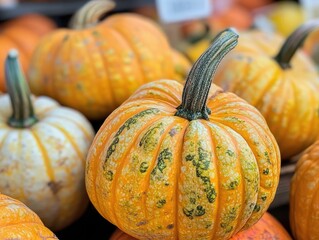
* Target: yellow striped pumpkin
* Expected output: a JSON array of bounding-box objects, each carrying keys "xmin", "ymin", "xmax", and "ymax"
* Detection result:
[
  {"xmin": 215, "ymin": 22, "xmax": 319, "ymax": 160},
  {"xmin": 0, "ymin": 50, "xmax": 95, "ymax": 231},
  {"xmin": 86, "ymin": 29, "xmax": 280, "ymax": 240}
]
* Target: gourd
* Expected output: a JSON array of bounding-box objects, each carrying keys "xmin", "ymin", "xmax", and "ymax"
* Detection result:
[
  {"xmin": 171, "ymin": 49, "xmax": 191, "ymax": 82},
  {"xmin": 0, "ymin": 193, "xmax": 58, "ymax": 240},
  {"xmin": 110, "ymin": 212, "xmax": 291, "ymax": 240},
  {"xmin": 0, "ymin": 50, "xmax": 95, "ymax": 231},
  {"xmin": 86, "ymin": 29, "xmax": 280, "ymax": 240},
  {"xmin": 0, "ymin": 13, "xmax": 56, "ymax": 92},
  {"xmin": 215, "ymin": 21, "xmax": 319, "ymax": 160},
  {"xmin": 290, "ymin": 139, "xmax": 319, "ymax": 240},
  {"xmin": 28, "ymin": 0, "xmax": 175, "ymax": 120}
]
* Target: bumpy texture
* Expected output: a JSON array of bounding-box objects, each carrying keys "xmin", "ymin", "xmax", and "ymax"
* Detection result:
[
  {"xmin": 290, "ymin": 140, "xmax": 319, "ymax": 240},
  {"xmin": 111, "ymin": 212, "xmax": 291, "ymax": 240},
  {"xmin": 215, "ymin": 30, "xmax": 319, "ymax": 159},
  {"xmin": 86, "ymin": 80, "xmax": 280, "ymax": 240},
  {"xmin": 28, "ymin": 12, "xmax": 175, "ymax": 120},
  {"xmin": 0, "ymin": 193, "xmax": 58, "ymax": 239},
  {"xmin": 0, "ymin": 95, "xmax": 95, "ymax": 231}
]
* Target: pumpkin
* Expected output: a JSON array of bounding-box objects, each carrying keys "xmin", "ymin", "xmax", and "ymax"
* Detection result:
[
  {"xmin": 86, "ymin": 29, "xmax": 280, "ymax": 239},
  {"xmin": 214, "ymin": 21, "xmax": 319, "ymax": 160},
  {"xmin": 0, "ymin": 50, "xmax": 95, "ymax": 231},
  {"xmin": 0, "ymin": 14, "xmax": 56, "ymax": 92},
  {"xmin": 235, "ymin": 0, "xmax": 273, "ymax": 10},
  {"xmin": 110, "ymin": 212, "xmax": 291, "ymax": 240},
  {"xmin": 171, "ymin": 49, "xmax": 191, "ymax": 82},
  {"xmin": 2, "ymin": 13, "xmax": 56, "ymax": 37},
  {"xmin": 0, "ymin": 193, "xmax": 58, "ymax": 239},
  {"xmin": 28, "ymin": 0, "xmax": 175, "ymax": 120},
  {"xmin": 290, "ymin": 139, "xmax": 319, "ymax": 240}
]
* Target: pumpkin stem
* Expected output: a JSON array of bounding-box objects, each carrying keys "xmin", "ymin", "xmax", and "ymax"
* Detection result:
[
  {"xmin": 69, "ymin": 0, "xmax": 115, "ymax": 29},
  {"xmin": 274, "ymin": 20, "xmax": 319, "ymax": 69},
  {"xmin": 5, "ymin": 49, "xmax": 38, "ymax": 128},
  {"xmin": 175, "ymin": 28, "xmax": 238, "ymax": 121}
]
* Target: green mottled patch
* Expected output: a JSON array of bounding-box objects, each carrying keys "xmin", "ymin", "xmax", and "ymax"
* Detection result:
[
  {"xmin": 220, "ymin": 207, "xmax": 238, "ymax": 234},
  {"xmin": 188, "ymin": 144, "xmax": 217, "ymax": 203},
  {"xmin": 261, "ymin": 195, "xmax": 267, "ymax": 201},
  {"xmin": 139, "ymin": 122, "xmax": 164, "ymax": 151},
  {"xmin": 63, "ymin": 34, "xmax": 69, "ymax": 41},
  {"xmin": 139, "ymin": 162, "xmax": 148, "ymax": 173},
  {"xmin": 263, "ymin": 168, "xmax": 269, "ymax": 175},
  {"xmin": 105, "ymin": 170, "xmax": 113, "ymax": 181},
  {"xmin": 264, "ymin": 151, "xmax": 271, "ymax": 164},
  {"xmin": 104, "ymin": 109, "xmax": 159, "ymax": 164},
  {"xmin": 228, "ymin": 180, "xmax": 239, "ymax": 190},
  {"xmin": 226, "ymin": 150, "xmax": 235, "ymax": 157},
  {"xmin": 194, "ymin": 205, "xmax": 205, "ymax": 216},
  {"xmin": 190, "ymin": 197, "xmax": 196, "ymax": 204},
  {"xmin": 254, "ymin": 204, "xmax": 261, "ymax": 212},
  {"xmin": 206, "ymin": 185, "xmax": 217, "ymax": 203},
  {"xmin": 183, "ymin": 207, "xmax": 194, "ymax": 219},
  {"xmin": 92, "ymin": 30, "xmax": 100, "ymax": 36},
  {"xmin": 185, "ymin": 154, "xmax": 195, "ymax": 161},
  {"xmin": 151, "ymin": 148, "xmax": 172, "ymax": 175},
  {"xmin": 76, "ymin": 83, "xmax": 83, "ymax": 90},
  {"xmin": 156, "ymin": 199, "xmax": 166, "ymax": 208}
]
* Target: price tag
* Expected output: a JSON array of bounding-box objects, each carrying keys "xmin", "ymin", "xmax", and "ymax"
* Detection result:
[
  {"xmin": 300, "ymin": 0, "xmax": 319, "ymax": 20},
  {"xmin": 155, "ymin": 0, "xmax": 213, "ymax": 23}
]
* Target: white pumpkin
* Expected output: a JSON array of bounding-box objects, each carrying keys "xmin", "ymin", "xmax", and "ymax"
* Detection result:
[{"xmin": 0, "ymin": 50, "xmax": 95, "ymax": 231}]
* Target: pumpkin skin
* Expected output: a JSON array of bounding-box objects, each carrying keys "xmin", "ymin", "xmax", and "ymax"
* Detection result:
[
  {"xmin": 0, "ymin": 50, "xmax": 95, "ymax": 231},
  {"xmin": 86, "ymin": 29, "xmax": 280, "ymax": 240},
  {"xmin": 28, "ymin": 0, "xmax": 175, "ymax": 120},
  {"xmin": 215, "ymin": 25, "xmax": 319, "ymax": 160},
  {"xmin": 290, "ymin": 140, "xmax": 319, "ymax": 240},
  {"xmin": 0, "ymin": 193, "xmax": 58, "ymax": 240},
  {"xmin": 110, "ymin": 212, "xmax": 291, "ymax": 240},
  {"xmin": 2, "ymin": 13, "xmax": 56, "ymax": 37},
  {"xmin": 0, "ymin": 14, "xmax": 56, "ymax": 92},
  {"xmin": 171, "ymin": 49, "xmax": 191, "ymax": 82}
]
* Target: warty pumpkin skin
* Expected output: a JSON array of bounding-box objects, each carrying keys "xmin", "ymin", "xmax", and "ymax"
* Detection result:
[
  {"xmin": 215, "ymin": 21, "xmax": 319, "ymax": 160},
  {"xmin": 28, "ymin": 0, "xmax": 175, "ymax": 120},
  {"xmin": 0, "ymin": 50, "xmax": 95, "ymax": 231},
  {"xmin": 290, "ymin": 140, "xmax": 319, "ymax": 240},
  {"xmin": 0, "ymin": 193, "xmax": 58, "ymax": 240},
  {"xmin": 86, "ymin": 29, "xmax": 280, "ymax": 240},
  {"xmin": 110, "ymin": 212, "xmax": 291, "ymax": 240}
]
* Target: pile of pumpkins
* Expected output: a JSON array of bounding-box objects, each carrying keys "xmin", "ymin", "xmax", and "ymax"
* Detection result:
[{"xmin": 0, "ymin": 0, "xmax": 319, "ymax": 239}]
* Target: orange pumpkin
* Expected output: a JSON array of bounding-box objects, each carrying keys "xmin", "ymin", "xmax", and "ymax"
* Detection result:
[
  {"xmin": 0, "ymin": 193, "xmax": 58, "ymax": 239},
  {"xmin": 290, "ymin": 139, "xmax": 319, "ymax": 240},
  {"xmin": 0, "ymin": 50, "xmax": 95, "ymax": 231},
  {"xmin": 215, "ymin": 22, "xmax": 319, "ymax": 160},
  {"xmin": 171, "ymin": 49, "xmax": 191, "ymax": 82},
  {"xmin": 110, "ymin": 212, "xmax": 291, "ymax": 240},
  {"xmin": 86, "ymin": 29, "xmax": 280, "ymax": 239},
  {"xmin": 0, "ymin": 14, "xmax": 56, "ymax": 92},
  {"xmin": 2, "ymin": 13, "xmax": 56, "ymax": 36},
  {"xmin": 28, "ymin": 0, "xmax": 175, "ymax": 120}
]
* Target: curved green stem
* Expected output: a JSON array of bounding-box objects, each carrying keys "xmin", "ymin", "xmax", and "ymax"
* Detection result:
[
  {"xmin": 69, "ymin": 0, "xmax": 115, "ymax": 29},
  {"xmin": 5, "ymin": 49, "xmax": 38, "ymax": 128},
  {"xmin": 175, "ymin": 28, "xmax": 239, "ymax": 121},
  {"xmin": 274, "ymin": 20, "xmax": 319, "ymax": 69}
]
